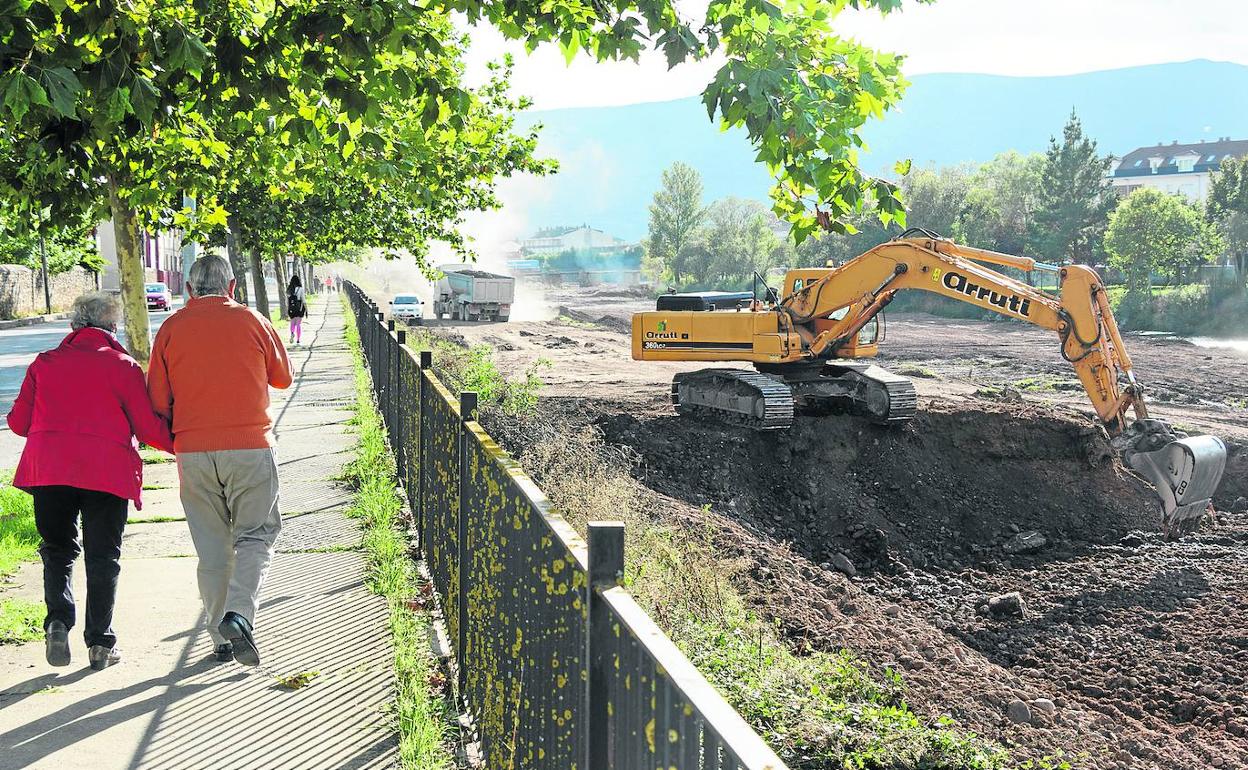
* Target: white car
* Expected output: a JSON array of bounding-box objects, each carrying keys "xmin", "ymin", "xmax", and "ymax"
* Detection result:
[{"xmin": 389, "ymin": 294, "xmax": 424, "ymax": 324}]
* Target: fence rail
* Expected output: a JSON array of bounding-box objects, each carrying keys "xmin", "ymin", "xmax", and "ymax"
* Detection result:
[{"xmin": 344, "ymin": 282, "xmax": 788, "ymax": 770}]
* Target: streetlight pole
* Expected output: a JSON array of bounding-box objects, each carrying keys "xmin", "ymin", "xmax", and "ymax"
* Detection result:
[{"xmin": 39, "ymin": 234, "xmax": 51, "ymax": 315}]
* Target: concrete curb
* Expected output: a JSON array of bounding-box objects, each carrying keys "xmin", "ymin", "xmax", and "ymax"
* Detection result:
[{"xmin": 0, "ymin": 312, "xmax": 69, "ymax": 331}]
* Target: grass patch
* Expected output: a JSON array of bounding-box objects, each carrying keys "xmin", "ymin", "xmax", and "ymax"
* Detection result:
[
  {"xmin": 0, "ymin": 473, "xmax": 39, "ymax": 579},
  {"xmin": 554, "ymin": 313, "xmax": 598, "ymax": 329},
  {"xmin": 401, "ymin": 325, "xmax": 548, "ymax": 420},
  {"xmin": 0, "ymin": 598, "xmax": 43, "ymax": 644},
  {"xmin": 343, "ymin": 299, "xmax": 455, "ymax": 770},
  {"xmin": 140, "ymin": 452, "xmax": 174, "ymax": 465},
  {"xmin": 141, "ymin": 483, "xmax": 169, "ymax": 491},
  {"xmin": 894, "ymin": 362, "xmax": 938, "ymax": 379}
]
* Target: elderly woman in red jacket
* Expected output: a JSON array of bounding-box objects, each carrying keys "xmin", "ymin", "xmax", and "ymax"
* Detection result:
[{"xmin": 6, "ymin": 292, "xmax": 174, "ymax": 670}]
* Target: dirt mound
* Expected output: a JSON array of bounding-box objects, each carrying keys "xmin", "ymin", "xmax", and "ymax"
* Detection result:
[
  {"xmin": 580, "ymin": 397, "xmax": 1248, "ymax": 769},
  {"xmin": 596, "ymin": 397, "xmax": 1160, "ymax": 573},
  {"xmin": 557, "ymin": 305, "xmax": 633, "ymax": 335}
]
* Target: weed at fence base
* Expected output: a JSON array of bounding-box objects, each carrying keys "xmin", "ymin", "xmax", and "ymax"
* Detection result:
[{"xmin": 343, "ymin": 299, "xmax": 455, "ymax": 770}]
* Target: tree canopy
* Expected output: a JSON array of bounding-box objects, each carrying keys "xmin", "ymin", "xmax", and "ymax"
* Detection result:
[
  {"xmin": 1105, "ymin": 188, "xmax": 1219, "ymax": 292},
  {"xmin": 1030, "ymin": 110, "xmax": 1114, "ymax": 265},
  {"xmin": 646, "ymin": 161, "xmax": 707, "ymax": 285},
  {"xmin": 0, "ymin": 0, "xmax": 928, "ymax": 358},
  {"xmin": 1207, "ymin": 155, "xmax": 1248, "ymax": 282}
]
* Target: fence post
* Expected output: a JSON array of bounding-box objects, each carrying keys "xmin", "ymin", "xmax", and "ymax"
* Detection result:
[
  {"xmin": 457, "ymin": 390, "xmax": 478, "ymax": 699},
  {"xmin": 588, "ymin": 521, "xmax": 625, "ymax": 770},
  {"xmin": 375, "ymin": 311, "xmax": 385, "ymax": 390},
  {"xmin": 417, "ymin": 350, "xmax": 432, "ymax": 554},
  {"xmin": 395, "ymin": 329, "xmax": 407, "ymax": 483},
  {"xmin": 385, "ymin": 320, "xmax": 396, "ymax": 434}
]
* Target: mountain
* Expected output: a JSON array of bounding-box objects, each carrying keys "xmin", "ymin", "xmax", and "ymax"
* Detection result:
[{"xmin": 511, "ymin": 59, "xmax": 1248, "ymax": 242}]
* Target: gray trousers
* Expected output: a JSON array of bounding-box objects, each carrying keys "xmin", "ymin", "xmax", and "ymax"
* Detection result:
[{"xmin": 177, "ymin": 449, "xmax": 281, "ymax": 645}]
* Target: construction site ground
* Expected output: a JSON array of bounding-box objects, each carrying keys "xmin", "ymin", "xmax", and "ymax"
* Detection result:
[{"xmin": 426, "ymin": 285, "xmax": 1247, "ymax": 770}]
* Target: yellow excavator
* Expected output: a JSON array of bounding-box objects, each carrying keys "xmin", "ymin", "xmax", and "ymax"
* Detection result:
[{"xmin": 631, "ymin": 231, "xmax": 1227, "ymax": 537}]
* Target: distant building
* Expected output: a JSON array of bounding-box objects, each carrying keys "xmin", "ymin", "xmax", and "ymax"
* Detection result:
[
  {"xmin": 1109, "ymin": 137, "xmax": 1248, "ymax": 201},
  {"xmin": 518, "ymin": 225, "xmax": 642, "ymax": 286},
  {"xmin": 95, "ymin": 223, "xmax": 185, "ymax": 294},
  {"xmin": 519, "ymin": 225, "xmax": 631, "ymax": 256}
]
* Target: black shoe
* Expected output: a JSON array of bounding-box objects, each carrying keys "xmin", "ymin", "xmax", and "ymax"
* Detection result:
[
  {"xmin": 88, "ymin": 645, "xmax": 121, "ymax": 670},
  {"xmin": 217, "ymin": 612, "xmax": 260, "ymax": 667},
  {"xmin": 45, "ymin": 620, "xmax": 70, "ymax": 667},
  {"xmin": 213, "ymin": 643, "xmax": 234, "ymax": 662}
]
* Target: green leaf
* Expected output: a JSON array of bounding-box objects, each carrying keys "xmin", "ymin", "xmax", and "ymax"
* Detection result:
[
  {"xmin": 202, "ymin": 204, "xmax": 229, "ymax": 228},
  {"xmin": 105, "ymin": 86, "xmax": 131, "ymax": 122},
  {"xmin": 2, "ymin": 73, "xmax": 50, "ymax": 122},
  {"xmin": 893, "ymin": 159, "xmax": 912, "ymax": 177},
  {"xmin": 41, "ymin": 67, "xmax": 81, "ymax": 118},
  {"xmin": 165, "ymin": 26, "xmax": 209, "ymax": 76},
  {"xmin": 129, "ymin": 76, "xmax": 160, "ymax": 124}
]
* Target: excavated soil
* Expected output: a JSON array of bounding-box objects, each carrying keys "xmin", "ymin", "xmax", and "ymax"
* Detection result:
[{"xmin": 428, "ymin": 288, "xmax": 1248, "ymax": 769}]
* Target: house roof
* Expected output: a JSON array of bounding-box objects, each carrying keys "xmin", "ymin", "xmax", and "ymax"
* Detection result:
[{"xmin": 1114, "ymin": 137, "xmax": 1248, "ymax": 178}]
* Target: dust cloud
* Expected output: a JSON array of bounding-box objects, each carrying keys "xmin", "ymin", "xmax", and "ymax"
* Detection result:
[{"xmin": 329, "ymin": 174, "xmax": 557, "ymax": 322}]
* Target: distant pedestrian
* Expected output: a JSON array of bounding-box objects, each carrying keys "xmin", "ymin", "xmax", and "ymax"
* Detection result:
[
  {"xmin": 323, "ymin": 275, "xmax": 334, "ymax": 294},
  {"xmin": 287, "ymin": 274, "xmax": 306, "ymax": 345},
  {"xmin": 333, "ymin": 274, "xmax": 342, "ymax": 292},
  {"xmin": 148, "ymin": 255, "xmax": 293, "ymax": 666},
  {"xmin": 5, "ymin": 292, "xmax": 174, "ymax": 670}
]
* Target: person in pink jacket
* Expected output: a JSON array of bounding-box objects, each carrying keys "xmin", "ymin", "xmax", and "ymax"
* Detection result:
[{"xmin": 6, "ymin": 292, "xmax": 174, "ymax": 670}]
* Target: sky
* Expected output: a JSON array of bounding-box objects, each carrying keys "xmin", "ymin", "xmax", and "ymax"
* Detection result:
[{"xmin": 463, "ymin": 0, "xmax": 1248, "ymax": 110}]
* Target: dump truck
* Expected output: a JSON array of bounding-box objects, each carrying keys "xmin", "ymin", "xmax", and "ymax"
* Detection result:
[{"xmin": 433, "ymin": 267, "xmax": 515, "ymax": 322}]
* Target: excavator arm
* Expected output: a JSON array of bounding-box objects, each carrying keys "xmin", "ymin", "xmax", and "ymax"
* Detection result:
[
  {"xmin": 783, "ymin": 237, "xmax": 1139, "ymax": 428},
  {"xmin": 782, "ymin": 235, "xmax": 1227, "ymax": 535}
]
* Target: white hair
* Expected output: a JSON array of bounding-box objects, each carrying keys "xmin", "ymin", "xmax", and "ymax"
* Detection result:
[
  {"xmin": 70, "ymin": 291, "xmax": 121, "ymax": 331},
  {"xmin": 189, "ymin": 254, "xmax": 235, "ymax": 296}
]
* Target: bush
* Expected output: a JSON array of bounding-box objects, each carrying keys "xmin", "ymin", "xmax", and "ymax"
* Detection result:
[
  {"xmin": 1109, "ymin": 282, "xmax": 1248, "ymax": 335},
  {"xmin": 401, "ymin": 326, "xmax": 550, "ymax": 420}
]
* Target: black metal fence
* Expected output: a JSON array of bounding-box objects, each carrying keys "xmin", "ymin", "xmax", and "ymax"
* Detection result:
[{"xmin": 344, "ymin": 283, "xmax": 788, "ymax": 770}]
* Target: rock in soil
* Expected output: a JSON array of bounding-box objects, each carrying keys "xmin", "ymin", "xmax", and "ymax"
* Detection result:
[
  {"xmin": 987, "ymin": 591, "xmax": 1027, "ymax": 617},
  {"xmin": 830, "ymin": 552, "xmax": 857, "ymax": 577},
  {"xmin": 1006, "ymin": 699, "xmax": 1033, "ymax": 725},
  {"xmin": 1003, "ymin": 530, "xmax": 1048, "ymax": 554}
]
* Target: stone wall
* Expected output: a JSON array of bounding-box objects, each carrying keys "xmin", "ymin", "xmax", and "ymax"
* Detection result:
[{"xmin": 0, "ymin": 265, "xmax": 99, "ymax": 319}]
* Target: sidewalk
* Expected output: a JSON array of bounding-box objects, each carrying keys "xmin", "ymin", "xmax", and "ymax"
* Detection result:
[
  {"xmin": 0, "ymin": 312, "xmax": 69, "ymax": 332},
  {"xmin": 0, "ymin": 300, "xmax": 398, "ymax": 769}
]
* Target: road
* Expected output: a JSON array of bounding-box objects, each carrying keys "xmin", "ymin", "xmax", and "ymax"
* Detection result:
[{"xmin": 0, "ymin": 302, "xmax": 181, "ymax": 469}]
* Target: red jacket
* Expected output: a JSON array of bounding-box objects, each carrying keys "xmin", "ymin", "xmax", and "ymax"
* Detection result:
[{"xmin": 6, "ymin": 327, "xmax": 175, "ymax": 508}]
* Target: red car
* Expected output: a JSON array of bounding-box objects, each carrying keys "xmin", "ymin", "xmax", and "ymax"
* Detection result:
[{"xmin": 145, "ymin": 282, "xmax": 172, "ymax": 311}]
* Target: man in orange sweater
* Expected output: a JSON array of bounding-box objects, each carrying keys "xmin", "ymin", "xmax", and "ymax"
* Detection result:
[{"xmin": 149, "ymin": 254, "xmax": 293, "ymax": 666}]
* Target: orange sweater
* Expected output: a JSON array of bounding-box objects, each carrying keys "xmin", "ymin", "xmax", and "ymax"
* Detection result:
[{"xmin": 148, "ymin": 295, "xmax": 293, "ymax": 453}]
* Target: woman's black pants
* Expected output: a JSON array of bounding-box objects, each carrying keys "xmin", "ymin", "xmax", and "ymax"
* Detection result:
[{"xmin": 32, "ymin": 486, "xmax": 128, "ymax": 649}]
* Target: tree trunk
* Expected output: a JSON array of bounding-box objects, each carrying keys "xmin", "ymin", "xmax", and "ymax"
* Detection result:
[
  {"xmin": 248, "ymin": 243, "xmax": 270, "ymax": 319},
  {"xmin": 107, "ymin": 175, "xmax": 152, "ymax": 364},
  {"xmin": 272, "ymin": 252, "xmax": 289, "ymax": 320},
  {"xmin": 225, "ymin": 216, "xmax": 249, "ymax": 306}
]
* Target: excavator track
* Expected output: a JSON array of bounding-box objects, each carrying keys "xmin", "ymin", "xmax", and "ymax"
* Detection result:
[
  {"xmin": 672, "ymin": 369, "xmax": 794, "ymax": 430},
  {"xmin": 843, "ymin": 365, "xmax": 918, "ymax": 423},
  {"xmin": 779, "ymin": 363, "xmax": 918, "ymax": 425}
]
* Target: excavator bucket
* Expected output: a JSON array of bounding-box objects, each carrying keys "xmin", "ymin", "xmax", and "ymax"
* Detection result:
[{"xmin": 1114, "ymin": 419, "xmax": 1227, "ymax": 539}]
